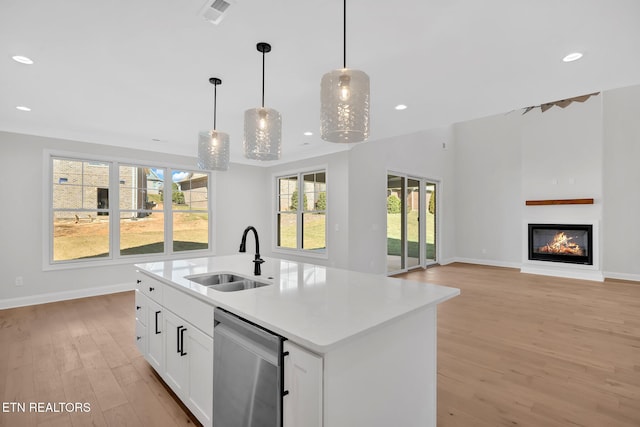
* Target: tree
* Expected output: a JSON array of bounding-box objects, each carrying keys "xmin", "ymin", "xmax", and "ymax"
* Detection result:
[
  {"xmin": 291, "ymin": 190, "xmax": 308, "ymax": 211},
  {"xmin": 316, "ymin": 192, "xmax": 327, "ymax": 211},
  {"xmin": 428, "ymin": 191, "xmax": 436, "ymax": 215},
  {"xmin": 172, "ymin": 183, "xmax": 185, "ymax": 204},
  {"xmin": 387, "ymin": 194, "xmax": 401, "ymax": 214}
]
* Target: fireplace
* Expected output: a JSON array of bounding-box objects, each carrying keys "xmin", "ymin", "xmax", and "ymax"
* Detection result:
[{"xmin": 528, "ymin": 224, "xmax": 593, "ymax": 265}]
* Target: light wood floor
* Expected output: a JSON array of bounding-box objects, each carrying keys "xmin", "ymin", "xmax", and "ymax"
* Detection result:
[
  {"xmin": 1, "ymin": 263, "xmax": 639, "ymax": 426},
  {"xmin": 0, "ymin": 291, "xmax": 200, "ymax": 427},
  {"xmin": 399, "ymin": 263, "xmax": 640, "ymax": 427}
]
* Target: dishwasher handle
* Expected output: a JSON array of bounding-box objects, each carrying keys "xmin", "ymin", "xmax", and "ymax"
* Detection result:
[{"xmin": 214, "ymin": 308, "xmax": 282, "ymax": 363}]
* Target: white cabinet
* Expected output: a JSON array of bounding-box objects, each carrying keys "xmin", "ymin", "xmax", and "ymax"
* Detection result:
[
  {"xmin": 284, "ymin": 341, "xmax": 323, "ymax": 427},
  {"xmin": 134, "ymin": 270, "xmax": 213, "ymax": 427},
  {"xmin": 163, "ymin": 309, "xmax": 189, "ymax": 396},
  {"xmin": 147, "ymin": 298, "xmax": 164, "ymax": 372},
  {"xmin": 163, "ymin": 309, "xmax": 214, "ymax": 426},
  {"xmin": 185, "ymin": 323, "xmax": 214, "ymax": 424}
]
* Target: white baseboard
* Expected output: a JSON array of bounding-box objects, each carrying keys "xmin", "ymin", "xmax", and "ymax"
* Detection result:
[
  {"xmin": 0, "ymin": 282, "xmax": 134, "ymax": 310},
  {"xmin": 451, "ymin": 257, "xmax": 522, "ymax": 269},
  {"xmin": 520, "ymin": 265, "xmax": 604, "ymax": 282},
  {"xmin": 603, "ymin": 271, "xmax": 640, "ymax": 283}
]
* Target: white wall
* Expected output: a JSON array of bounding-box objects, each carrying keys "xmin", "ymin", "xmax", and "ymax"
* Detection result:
[
  {"xmin": 602, "ymin": 85, "xmax": 640, "ymax": 279},
  {"xmin": 452, "ymin": 86, "xmax": 640, "ymax": 280},
  {"xmin": 453, "ymin": 112, "xmax": 523, "ymax": 267},
  {"xmin": 347, "ymin": 128, "xmax": 456, "ymax": 274},
  {"xmin": 213, "ymin": 163, "xmax": 270, "ymax": 256},
  {"xmin": 0, "ymin": 131, "xmax": 266, "ymax": 307}
]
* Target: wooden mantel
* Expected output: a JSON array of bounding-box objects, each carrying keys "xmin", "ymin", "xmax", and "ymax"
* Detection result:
[{"xmin": 525, "ymin": 198, "xmax": 594, "ymax": 206}]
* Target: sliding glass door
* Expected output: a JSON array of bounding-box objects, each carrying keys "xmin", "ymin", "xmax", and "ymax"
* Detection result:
[
  {"xmin": 387, "ymin": 173, "xmax": 439, "ymax": 274},
  {"xmin": 406, "ymin": 178, "xmax": 421, "ymax": 269},
  {"xmin": 386, "ymin": 175, "xmax": 404, "ymax": 272}
]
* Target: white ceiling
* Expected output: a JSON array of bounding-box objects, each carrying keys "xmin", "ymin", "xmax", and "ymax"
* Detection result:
[{"xmin": 2, "ymin": 0, "xmax": 640, "ymax": 166}]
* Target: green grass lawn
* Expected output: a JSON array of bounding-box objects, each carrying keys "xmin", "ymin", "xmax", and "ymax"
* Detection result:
[{"xmin": 387, "ymin": 210, "xmax": 436, "ymax": 259}]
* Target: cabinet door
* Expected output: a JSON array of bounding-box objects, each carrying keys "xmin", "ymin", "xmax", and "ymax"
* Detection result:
[
  {"xmin": 283, "ymin": 341, "xmax": 323, "ymax": 427},
  {"xmin": 135, "ymin": 320, "xmax": 147, "ymax": 355},
  {"xmin": 147, "ymin": 298, "xmax": 164, "ymax": 371},
  {"xmin": 163, "ymin": 310, "xmax": 189, "ymax": 396},
  {"xmin": 185, "ymin": 326, "xmax": 213, "ymax": 427}
]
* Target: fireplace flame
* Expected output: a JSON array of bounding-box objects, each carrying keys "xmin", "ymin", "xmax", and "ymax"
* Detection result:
[{"xmin": 538, "ymin": 232, "xmax": 584, "ymax": 256}]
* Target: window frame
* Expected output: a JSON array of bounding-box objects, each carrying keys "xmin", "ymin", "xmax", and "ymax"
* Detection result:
[
  {"xmin": 272, "ymin": 165, "xmax": 328, "ymax": 259},
  {"xmin": 43, "ymin": 150, "xmax": 214, "ymax": 270}
]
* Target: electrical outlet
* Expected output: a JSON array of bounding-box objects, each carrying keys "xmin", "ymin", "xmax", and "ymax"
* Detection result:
[{"xmin": 15, "ymin": 276, "xmax": 23, "ymax": 286}]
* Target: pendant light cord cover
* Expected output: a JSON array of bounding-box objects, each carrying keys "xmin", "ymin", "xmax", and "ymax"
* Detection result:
[
  {"xmin": 213, "ymin": 82, "xmax": 217, "ymax": 129},
  {"xmin": 262, "ymin": 48, "xmax": 265, "ymax": 107},
  {"xmin": 343, "ymin": 0, "xmax": 346, "ymax": 68}
]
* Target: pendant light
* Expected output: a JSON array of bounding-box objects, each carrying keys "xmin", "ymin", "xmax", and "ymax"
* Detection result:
[
  {"xmin": 244, "ymin": 42, "xmax": 282, "ymax": 161},
  {"xmin": 198, "ymin": 77, "xmax": 230, "ymax": 171},
  {"xmin": 320, "ymin": 0, "xmax": 370, "ymax": 143}
]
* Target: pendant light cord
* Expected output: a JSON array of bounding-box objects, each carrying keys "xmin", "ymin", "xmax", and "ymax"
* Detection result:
[{"xmin": 343, "ymin": 0, "xmax": 346, "ymax": 68}]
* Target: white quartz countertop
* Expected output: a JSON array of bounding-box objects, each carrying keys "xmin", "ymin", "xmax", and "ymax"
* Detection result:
[{"xmin": 135, "ymin": 254, "xmax": 459, "ymax": 353}]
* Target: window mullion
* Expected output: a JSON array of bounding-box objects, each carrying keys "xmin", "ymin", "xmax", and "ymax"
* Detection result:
[
  {"xmin": 111, "ymin": 161, "xmax": 119, "ymax": 260},
  {"xmin": 298, "ymin": 173, "xmax": 303, "ymax": 250},
  {"xmin": 165, "ymin": 168, "xmax": 172, "ymax": 255}
]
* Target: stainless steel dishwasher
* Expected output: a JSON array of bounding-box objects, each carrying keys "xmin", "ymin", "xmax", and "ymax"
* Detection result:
[{"xmin": 213, "ymin": 308, "xmax": 285, "ymax": 427}]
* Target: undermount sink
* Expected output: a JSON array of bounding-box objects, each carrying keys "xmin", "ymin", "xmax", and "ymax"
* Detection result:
[{"xmin": 186, "ymin": 273, "xmax": 271, "ymax": 292}]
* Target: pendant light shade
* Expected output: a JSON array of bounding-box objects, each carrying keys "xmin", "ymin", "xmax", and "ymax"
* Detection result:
[
  {"xmin": 320, "ymin": 0, "xmax": 370, "ymax": 143},
  {"xmin": 244, "ymin": 42, "xmax": 281, "ymax": 161},
  {"xmin": 198, "ymin": 77, "xmax": 230, "ymax": 171}
]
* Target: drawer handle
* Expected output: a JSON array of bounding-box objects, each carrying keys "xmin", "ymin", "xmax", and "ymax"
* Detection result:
[
  {"xmin": 137, "ymin": 279, "xmax": 142, "ymax": 284},
  {"xmin": 136, "ymin": 336, "xmax": 142, "ymax": 341},
  {"xmin": 149, "ymin": 287, "xmax": 155, "ymax": 292},
  {"xmin": 136, "ymin": 305, "xmax": 141, "ymax": 310}
]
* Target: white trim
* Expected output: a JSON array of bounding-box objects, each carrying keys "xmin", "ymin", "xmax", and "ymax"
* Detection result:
[
  {"xmin": 0, "ymin": 282, "xmax": 134, "ymax": 310},
  {"xmin": 520, "ymin": 264, "xmax": 604, "ymax": 282},
  {"xmin": 452, "ymin": 257, "xmax": 522, "ymax": 269},
  {"xmin": 521, "ymin": 220, "xmax": 602, "ymax": 281},
  {"xmin": 602, "ymin": 271, "xmax": 640, "ymax": 282}
]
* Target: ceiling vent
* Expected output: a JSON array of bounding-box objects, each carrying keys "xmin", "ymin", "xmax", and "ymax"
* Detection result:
[{"xmin": 199, "ymin": 0, "xmax": 234, "ymax": 25}]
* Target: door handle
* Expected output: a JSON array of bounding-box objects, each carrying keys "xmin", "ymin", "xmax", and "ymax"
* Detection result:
[
  {"xmin": 177, "ymin": 326, "xmax": 183, "ymax": 353},
  {"xmin": 180, "ymin": 327, "xmax": 188, "ymax": 357},
  {"xmin": 155, "ymin": 311, "xmax": 161, "ymax": 334}
]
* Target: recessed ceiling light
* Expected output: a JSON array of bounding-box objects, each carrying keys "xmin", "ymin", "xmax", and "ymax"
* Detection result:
[
  {"xmin": 304, "ymin": 131, "xmax": 313, "ymax": 136},
  {"xmin": 395, "ymin": 104, "xmax": 408, "ymax": 110},
  {"xmin": 12, "ymin": 55, "xmax": 34, "ymax": 65},
  {"xmin": 16, "ymin": 106, "xmax": 31, "ymax": 111},
  {"xmin": 562, "ymin": 52, "xmax": 583, "ymax": 62}
]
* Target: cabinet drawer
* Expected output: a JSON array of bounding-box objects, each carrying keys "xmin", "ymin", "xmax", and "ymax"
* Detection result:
[
  {"xmin": 163, "ymin": 285, "xmax": 214, "ymax": 337},
  {"xmin": 136, "ymin": 271, "xmax": 163, "ymax": 303},
  {"xmin": 135, "ymin": 290, "xmax": 149, "ymax": 326}
]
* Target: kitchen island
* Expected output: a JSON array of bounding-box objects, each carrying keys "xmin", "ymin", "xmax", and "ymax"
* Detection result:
[{"xmin": 135, "ymin": 254, "xmax": 459, "ymax": 427}]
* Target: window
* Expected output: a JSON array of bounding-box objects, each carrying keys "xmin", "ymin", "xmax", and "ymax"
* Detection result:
[
  {"xmin": 171, "ymin": 171, "xmax": 209, "ymax": 252},
  {"xmin": 49, "ymin": 154, "xmax": 211, "ymax": 266},
  {"xmin": 276, "ymin": 170, "xmax": 327, "ymax": 254},
  {"xmin": 52, "ymin": 158, "xmax": 110, "ymax": 261}
]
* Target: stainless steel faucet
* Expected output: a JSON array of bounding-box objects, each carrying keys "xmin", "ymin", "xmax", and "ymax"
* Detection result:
[{"xmin": 239, "ymin": 226, "xmax": 264, "ymax": 276}]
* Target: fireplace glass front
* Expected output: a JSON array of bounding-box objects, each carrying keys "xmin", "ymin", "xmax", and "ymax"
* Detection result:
[{"xmin": 528, "ymin": 224, "xmax": 593, "ymax": 265}]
